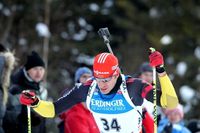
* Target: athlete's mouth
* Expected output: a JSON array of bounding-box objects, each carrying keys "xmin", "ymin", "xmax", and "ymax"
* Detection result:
[{"xmin": 100, "ymin": 88, "xmax": 107, "ymax": 91}]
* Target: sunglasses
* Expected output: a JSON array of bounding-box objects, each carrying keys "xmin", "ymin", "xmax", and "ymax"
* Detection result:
[{"xmin": 95, "ymin": 76, "xmax": 113, "ymax": 83}]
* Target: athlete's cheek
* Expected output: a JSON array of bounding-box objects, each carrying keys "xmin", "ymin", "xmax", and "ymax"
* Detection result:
[{"xmin": 97, "ymin": 82, "xmax": 107, "ymax": 88}]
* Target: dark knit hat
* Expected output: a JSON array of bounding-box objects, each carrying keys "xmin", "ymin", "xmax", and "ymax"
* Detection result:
[
  {"xmin": 139, "ymin": 62, "xmax": 152, "ymax": 73},
  {"xmin": 24, "ymin": 51, "xmax": 45, "ymax": 70}
]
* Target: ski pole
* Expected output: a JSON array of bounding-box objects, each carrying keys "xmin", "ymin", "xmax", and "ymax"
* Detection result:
[
  {"xmin": 149, "ymin": 47, "xmax": 157, "ymax": 133},
  {"xmin": 27, "ymin": 106, "xmax": 31, "ymax": 133}
]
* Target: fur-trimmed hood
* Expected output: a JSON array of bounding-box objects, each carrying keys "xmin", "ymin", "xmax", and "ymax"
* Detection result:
[{"xmin": 0, "ymin": 50, "xmax": 15, "ymax": 105}]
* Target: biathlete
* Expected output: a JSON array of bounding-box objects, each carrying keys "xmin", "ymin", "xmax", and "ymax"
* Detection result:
[{"xmin": 20, "ymin": 50, "xmax": 179, "ymax": 133}]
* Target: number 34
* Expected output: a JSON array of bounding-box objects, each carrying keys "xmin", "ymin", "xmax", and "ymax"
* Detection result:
[{"xmin": 101, "ymin": 118, "xmax": 121, "ymax": 132}]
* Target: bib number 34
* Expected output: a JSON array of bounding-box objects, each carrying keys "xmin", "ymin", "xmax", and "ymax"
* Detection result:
[{"xmin": 101, "ymin": 118, "xmax": 121, "ymax": 132}]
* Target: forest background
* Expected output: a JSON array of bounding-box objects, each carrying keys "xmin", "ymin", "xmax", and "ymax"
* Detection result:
[{"xmin": 1, "ymin": 0, "xmax": 200, "ymax": 132}]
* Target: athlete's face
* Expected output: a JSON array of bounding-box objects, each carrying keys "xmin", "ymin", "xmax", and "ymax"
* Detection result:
[{"xmin": 96, "ymin": 75, "xmax": 118, "ymax": 94}]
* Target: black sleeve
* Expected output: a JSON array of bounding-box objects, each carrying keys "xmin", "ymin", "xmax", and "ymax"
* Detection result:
[
  {"xmin": 9, "ymin": 85, "xmax": 23, "ymax": 95},
  {"xmin": 127, "ymin": 78, "xmax": 162, "ymax": 106},
  {"xmin": 54, "ymin": 84, "xmax": 89, "ymax": 115},
  {"xmin": 127, "ymin": 78, "xmax": 147, "ymax": 106},
  {"xmin": 145, "ymin": 89, "xmax": 162, "ymax": 106}
]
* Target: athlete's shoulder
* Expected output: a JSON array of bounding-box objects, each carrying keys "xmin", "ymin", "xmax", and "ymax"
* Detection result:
[
  {"xmin": 125, "ymin": 75, "xmax": 141, "ymax": 83},
  {"xmin": 125, "ymin": 75, "xmax": 135, "ymax": 83},
  {"xmin": 125, "ymin": 75, "xmax": 149, "ymax": 85}
]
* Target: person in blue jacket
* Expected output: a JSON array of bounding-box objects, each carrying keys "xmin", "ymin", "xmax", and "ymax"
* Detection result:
[{"xmin": 158, "ymin": 104, "xmax": 191, "ymax": 133}]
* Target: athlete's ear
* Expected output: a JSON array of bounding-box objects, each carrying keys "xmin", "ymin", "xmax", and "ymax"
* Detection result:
[
  {"xmin": 113, "ymin": 67, "xmax": 120, "ymax": 76},
  {"xmin": 114, "ymin": 72, "xmax": 120, "ymax": 79}
]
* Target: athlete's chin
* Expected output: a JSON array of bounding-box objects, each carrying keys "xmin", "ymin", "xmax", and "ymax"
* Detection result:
[{"xmin": 100, "ymin": 88, "xmax": 110, "ymax": 94}]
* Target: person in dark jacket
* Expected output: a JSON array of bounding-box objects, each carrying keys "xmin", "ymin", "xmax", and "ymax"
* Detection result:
[
  {"xmin": 136, "ymin": 62, "xmax": 154, "ymax": 133},
  {"xmin": 0, "ymin": 44, "xmax": 15, "ymax": 133},
  {"xmin": 3, "ymin": 51, "xmax": 48, "ymax": 133}
]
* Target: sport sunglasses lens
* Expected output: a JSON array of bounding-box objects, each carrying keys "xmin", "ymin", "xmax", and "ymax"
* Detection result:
[{"xmin": 96, "ymin": 77, "xmax": 112, "ymax": 82}]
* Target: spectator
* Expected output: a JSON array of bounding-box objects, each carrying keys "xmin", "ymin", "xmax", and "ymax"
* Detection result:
[
  {"xmin": 74, "ymin": 67, "xmax": 93, "ymax": 85},
  {"xmin": 3, "ymin": 51, "xmax": 48, "ymax": 133},
  {"xmin": 59, "ymin": 67, "xmax": 99, "ymax": 133},
  {"xmin": 158, "ymin": 104, "xmax": 191, "ymax": 133},
  {"xmin": 0, "ymin": 44, "xmax": 15, "ymax": 133},
  {"xmin": 137, "ymin": 62, "xmax": 154, "ymax": 133},
  {"xmin": 138, "ymin": 62, "xmax": 153, "ymax": 84}
]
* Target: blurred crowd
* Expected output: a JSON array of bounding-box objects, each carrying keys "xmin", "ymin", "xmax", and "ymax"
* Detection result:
[{"xmin": 0, "ymin": 44, "xmax": 199, "ymax": 133}]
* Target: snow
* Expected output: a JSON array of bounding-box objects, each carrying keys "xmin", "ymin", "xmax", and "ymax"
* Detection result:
[
  {"xmin": 196, "ymin": 73, "xmax": 200, "ymax": 82},
  {"xmin": 168, "ymin": 73, "xmax": 175, "ymax": 80},
  {"xmin": 35, "ymin": 23, "xmax": 51, "ymax": 38},
  {"xmin": 101, "ymin": 8, "xmax": 110, "ymax": 15},
  {"xmin": 149, "ymin": 7, "xmax": 160, "ymax": 18},
  {"xmin": 184, "ymin": 103, "xmax": 192, "ymax": 113},
  {"xmin": 3, "ymin": 8, "xmax": 11, "ymax": 16},
  {"xmin": 11, "ymin": 5, "xmax": 23, "ymax": 12},
  {"xmin": 76, "ymin": 54, "xmax": 94, "ymax": 65},
  {"xmin": 60, "ymin": 32, "xmax": 69, "ymax": 39},
  {"xmin": 0, "ymin": 3, "xmax": 3, "ymax": 10},
  {"xmin": 72, "ymin": 29, "xmax": 87, "ymax": 41},
  {"xmin": 160, "ymin": 35, "xmax": 172, "ymax": 45},
  {"xmin": 78, "ymin": 17, "xmax": 87, "ymax": 27},
  {"xmin": 176, "ymin": 61, "xmax": 187, "ymax": 76},
  {"xmin": 18, "ymin": 38, "xmax": 27, "ymax": 46},
  {"xmin": 180, "ymin": 85, "xmax": 200, "ymax": 113},
  {"xmin": 68, "ymin": 21, "xmax": 75, "ymax": 33},
  {"xmin": 179, "ymin": 85, "xmax": 195, "ymax": 102},
  {"xmin": 89, "ymin": 3, "xmax": 99, "ymax": 12},
  {"xmin": 71, "ymin": 48, "xmax": 79, "ymax": 55},
  {"xmin": 52, "ymin": 45, "xmax": 60, "ymax": 52},
  {"xmin": 78, "ymin": 17, "xmax": 93, "ymax": 31},
  {"xmin": 85, "ymin": 24, "xmax": 93, "ymax": 31},
  {"xmin": 166, "ymin": 56, "xmax": 174, "ymax": 65},
  {"xmin": 104, "ymin": 0, "xmax": 114, "ymax": 8},
  {"xmin": 194, "ymin": 46, "xmax": 200, "ymax": 60},
  {"xmin": 60, "ymin": 69, "xmax": 72, "ymax": 85}
]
